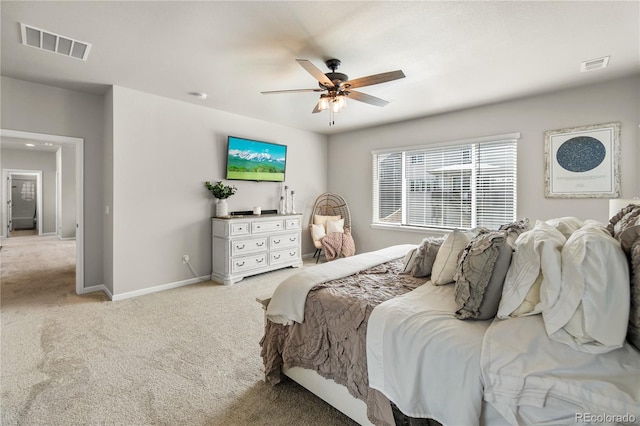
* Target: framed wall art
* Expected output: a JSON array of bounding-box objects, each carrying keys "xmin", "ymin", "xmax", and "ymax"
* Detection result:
[{"xmin": 544, "ymin": 122, "xmax": 620, "ymax": 198}]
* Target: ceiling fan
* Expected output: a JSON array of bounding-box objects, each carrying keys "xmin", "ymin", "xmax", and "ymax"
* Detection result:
[{"xmin": 261, "ymin": 59, "xmax": 405, "ymax": 125}]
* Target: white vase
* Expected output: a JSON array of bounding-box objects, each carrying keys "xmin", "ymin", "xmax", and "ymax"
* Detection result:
[{"xmin": 216, "ymin": 198, "xmax": 229, "ymax": 217}]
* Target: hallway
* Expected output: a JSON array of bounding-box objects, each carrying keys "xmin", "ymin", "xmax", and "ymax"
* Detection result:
[{"xmin": 0, "ymin": 235, "xmax": 78, "ymax": 306}]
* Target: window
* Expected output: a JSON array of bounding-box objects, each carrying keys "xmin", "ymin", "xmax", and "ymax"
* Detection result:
[{"xmin": 372, "ymin": 133, "xmax": 519, "ymax": 230}]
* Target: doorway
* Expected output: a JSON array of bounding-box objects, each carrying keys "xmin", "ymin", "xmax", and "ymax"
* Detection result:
[
  {"xmin": 0, "ymin": 129, "xmax": 84, "ymax": 293},
  {"xmin": 4, "ymin": 170, "xmax": 43, "ymax": 237}
]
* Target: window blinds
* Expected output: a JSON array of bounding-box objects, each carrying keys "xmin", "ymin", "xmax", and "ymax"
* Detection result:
[{"xmin": 372, "ymin": 136, "xmax": 518, "ymax": 230}]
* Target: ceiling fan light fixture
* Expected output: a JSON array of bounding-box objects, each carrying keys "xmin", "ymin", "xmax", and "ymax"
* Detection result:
[
  {"xmin": 332, "ymin": 95, "xmax": 346, "ymax": 112},
  {"xmin": 262, "ymin": 58, "xmax": 405, "ymax": 126},
  {"xmin": 319, "ymin": 95, "xmax": 329, "ymax": 111}
]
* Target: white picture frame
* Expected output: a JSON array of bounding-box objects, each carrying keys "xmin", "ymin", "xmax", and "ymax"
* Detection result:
[{"xmin": 544, "ymin": 122, "xmax": 620, "ymax": 198}]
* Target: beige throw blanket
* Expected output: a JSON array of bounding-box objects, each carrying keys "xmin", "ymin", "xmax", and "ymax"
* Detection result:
[
  {"xmin": 266, "ymin": 245, "xmax": 416, "ymax": 325},
  {"xmin": 322, "ymin": 229, "xmax": 356, "ymax": 261}
]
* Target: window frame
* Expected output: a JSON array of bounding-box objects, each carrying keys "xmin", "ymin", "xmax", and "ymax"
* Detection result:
[{"xmin": 371, "ymin": 132, "xmax": 520, "ymax": 232}]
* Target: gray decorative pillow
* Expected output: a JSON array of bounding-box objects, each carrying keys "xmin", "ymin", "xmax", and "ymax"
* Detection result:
[
  {"xmin": 411, "ymin": 236, "xmax": 445, "ymax": 278},
  {"xmin": 454, "ymin": 231, "xmax": 513, "ymax": 320},
  {"xmin": 607, "ymin": 204, "xmax": 640, "ymax": 239},
  {"xmin": 620, "ymin": 216, "xmax": 640, "ymax": 252},
  {"xmin": 628, "ymin": 239, "xmax": 640, "ymax": 350},
  {"xmin": 400, "ymin": 248, "xmax": 419, "ymax": 275},
  {"xmin": 498, "ymin": 218, "xmax": 530, "ymax": 248},
  {"xmin": 614, "ymin": 214, "xmax": 640, "ymax": 350}
]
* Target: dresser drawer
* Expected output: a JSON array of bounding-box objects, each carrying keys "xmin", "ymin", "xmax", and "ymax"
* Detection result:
[
  {"xmin": 270, "ymin": 248, "xmax": 299, "ymax": 265},
  {"xmin": 285, "ymin": 217, "xmax": 301, "ymax": 230},
  {"xmin": 270, "ymin": 232, "xmax": 299, "ymax": 249},
  {"xmin": 231, "ymin": 253, "xmax": 267, "ymax": 273},
  {"xmin": 230, "ymin": 222, "xmax": 250, "ymax": 236},
  {"xmin": 252, "ymin": 220, "xmax": 284, "ymax": 234},
  {"xmin": 231, "ymin": 237, "xmax": 267, "ymax": 255}
]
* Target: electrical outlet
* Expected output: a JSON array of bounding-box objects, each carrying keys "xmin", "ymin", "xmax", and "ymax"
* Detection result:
[{"xmin": 182, "ymin": 254, "xmax": 189, "ymax": 264}]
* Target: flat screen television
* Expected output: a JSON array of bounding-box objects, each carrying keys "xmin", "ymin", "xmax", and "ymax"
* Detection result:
[{"xmin": 225, "ymin": 136, "xmax": 287, "ymax": 182}]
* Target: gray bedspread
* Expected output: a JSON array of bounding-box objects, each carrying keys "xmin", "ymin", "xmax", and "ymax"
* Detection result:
[{"xmin": 260, "ymin": 259, "xmax": 425, "ymax": 425}]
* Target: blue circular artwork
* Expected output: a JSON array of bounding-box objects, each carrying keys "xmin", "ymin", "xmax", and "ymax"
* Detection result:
[{"xmin": 556, "ymin": 136, "xmax": 606, "ymax": 172}]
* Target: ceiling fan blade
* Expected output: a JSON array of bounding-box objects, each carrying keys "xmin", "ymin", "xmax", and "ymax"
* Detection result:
[
  {"xmin": 261, "ymin": 88, "xmax": 324, "ymax": 94},
  {"xmin": 348, "ymin": 90, "xmax": 389, "ymax": 107},
  {"xmin": 345, "ymin": 70, "xmax": 405, "ymax": 89},
  {"xmin": 296, "ymin": 59, "xmax": 334, "ymax": 88}
]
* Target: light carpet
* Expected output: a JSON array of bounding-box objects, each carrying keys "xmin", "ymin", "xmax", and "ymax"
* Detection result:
[{"xmin": 1, "ymin": 236, "xmax": 357, "ymax": 425}]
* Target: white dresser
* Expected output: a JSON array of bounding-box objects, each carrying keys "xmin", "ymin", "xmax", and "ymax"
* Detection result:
[{"xmin": 211, "ymin": 214, "xmax": 303, "ymax": 285}]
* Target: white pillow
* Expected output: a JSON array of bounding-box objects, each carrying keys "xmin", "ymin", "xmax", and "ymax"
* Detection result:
[
  {"xmin": 314, "ymin": 214, "xmax": 341, "ymax": 229},
  {"xmin": 545, "ymin": 216, "xmax": 584, "ymax": 239},
  {"xmin": 497, "ymin": 221, "xmax": 565, "ymax": 319},
  {"xmin": 311, "ymin": 223, "xmax": 326, "ymax": 241},
  {"xmin": 509, "ymin": 273, "xmax": 542, "ymax": 317},
  {"xmin": 542, "ymin": 221, "xmax": 630, "ymax": 354},
  {"xmin": 326, "ymin": 218, "xmax": 345, "ymax": 234},
  {"xmin": 431, "ymin": 230, "xmax": 471, "ymax": 285}
]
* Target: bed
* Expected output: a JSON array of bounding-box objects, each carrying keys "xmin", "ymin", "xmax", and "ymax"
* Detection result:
[{"xmin": 259, "ymin": 211, "xmax": 640, "ymax": 426}]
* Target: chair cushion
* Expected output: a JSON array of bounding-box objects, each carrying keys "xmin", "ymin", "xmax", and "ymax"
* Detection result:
[
  {"xmin": 326, "ymin": 218, "xmax": 345, "ymax": 234},
  {"xmin": 311, "ymin": 223, "xmax": 326, "ymax": 242}
]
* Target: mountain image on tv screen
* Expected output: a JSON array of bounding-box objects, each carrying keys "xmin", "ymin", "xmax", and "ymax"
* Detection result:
[{"xmin": 226, "ymin": 136, "xmax": 287, "ymax": 182}]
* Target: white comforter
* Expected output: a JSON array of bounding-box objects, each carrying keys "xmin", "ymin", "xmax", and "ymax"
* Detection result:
[
  {"xmin": 368, "ymin": 280, "xmax": 640, "ymax": 426},
  {"xmin": 482, "ymin": 315, "xmax": 640, "ymax": 425},
  {"xmin": 367, "ymin": 282, "xmax": 492, "ymax": 426},
  {"xmin": 266, "ymin": 244, "xmax": 415, "ymax": 325}
]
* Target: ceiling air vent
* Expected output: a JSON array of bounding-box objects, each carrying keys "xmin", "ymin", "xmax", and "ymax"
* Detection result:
[
  {"xmin": 20, "ymin": 23, "xmax": 91, "ymax": 61},
  {"xmin": 580, "ymin": 56, "xmax": 609, "ymax": 72}
]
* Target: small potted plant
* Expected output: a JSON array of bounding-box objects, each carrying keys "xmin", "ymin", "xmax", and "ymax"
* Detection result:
[{"xmin": 205, "ymin": 181, "xmax": 237, "ymax": 217}]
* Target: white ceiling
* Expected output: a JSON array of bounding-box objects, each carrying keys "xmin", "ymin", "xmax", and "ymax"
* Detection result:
[{"xmin": 1, "ymin": 1, "xmax": 638, "ymax": 135}]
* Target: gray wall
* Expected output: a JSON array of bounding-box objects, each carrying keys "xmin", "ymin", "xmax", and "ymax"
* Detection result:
[
  {"xmin": 60, "ymin": 146, "xmax": 77, "ymax": 239},
  {"xmin": 1, "ymin": 148, "xmax": 56, "ymax": 233},
  {"xmin": 108, "ymin": 86, "xmax": 328, "ymax": 296},
  {"xmin": 103, "ymin": 88, "xmax": 114, "ymax": 294},
  {"xmin": 1, "ymin": 76, "xmax": 104, "ymax": 287},
  {"xmin": 328, "ymin": 75, "xmax": 640, "ymax": 253}
]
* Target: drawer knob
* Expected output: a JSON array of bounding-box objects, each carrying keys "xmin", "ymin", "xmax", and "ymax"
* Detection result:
[
  {"xmin": 256, "ymin": 258, "xmax": 264, "ymax": 263},
  {"xmin": 236, "ymin": 244, "xmax": 245, "ymax": 249},
  {"xmin": 274, "ymin": 254, "xmax": 281, "ymax": 260},
  {"xmin": 236, "ymin": 261, "xmax": 245, "ymax": 267},
  {"xmin": 289, "ymin": 252, "xmax": 295, "ymax": 256},
  {"xmin": 274, "ymin": 239, "xmax": 280, "ymax": 244},
  {"xmin": 289, "ymin": 237, "xmax": 296, "ymax": 242},
  {"xmin": 257, "ymin": 242, "xmax": 264, "ymax": 247}
]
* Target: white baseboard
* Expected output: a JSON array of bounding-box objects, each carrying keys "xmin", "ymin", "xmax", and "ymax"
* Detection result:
[
  {"xmin": 78, "ymin": 284, "xmax": 111, "ymax": 298},
  {"xmin": 58, "ymin": 236, "xmax": 76, "ymax": 241},
  {"xmin": 40, "ymin": 232, "xmax": 57, "ymax": 236},
  {"xmin": 110, "ymin": 275, "xmax": 210, "ymax": 301}
]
